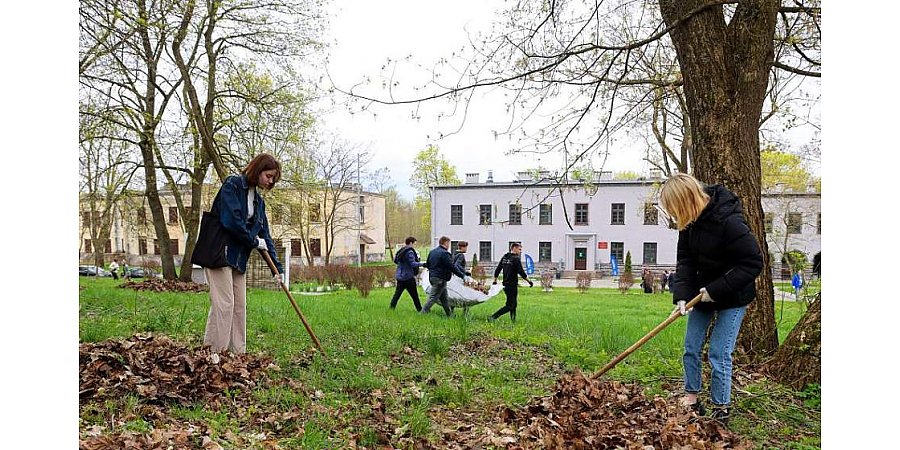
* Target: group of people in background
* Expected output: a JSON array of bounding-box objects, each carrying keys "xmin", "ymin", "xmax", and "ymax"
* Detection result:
[
  {"xmin": 389, "ymin": 236, "xmax": 532, "ymax": 322},
  {"xmin": 641, "ymin": 268, "xmax": 674, "ymax": 294}
]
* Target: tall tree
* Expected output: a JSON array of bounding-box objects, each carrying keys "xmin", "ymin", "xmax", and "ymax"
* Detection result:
[{"xmin": 410, "ymin": 144, "xmax": 461, "ymax": 239}]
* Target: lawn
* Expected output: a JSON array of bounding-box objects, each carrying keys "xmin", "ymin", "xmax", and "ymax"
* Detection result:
[{"xmin": 79, "ymin": 277, "xmax": 820, "ymax": 449}]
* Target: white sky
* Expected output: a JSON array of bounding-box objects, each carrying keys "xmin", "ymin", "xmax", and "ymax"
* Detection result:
[{"xmin": 319, "ymin": 0, "xmax": 658, "ymax": 199}]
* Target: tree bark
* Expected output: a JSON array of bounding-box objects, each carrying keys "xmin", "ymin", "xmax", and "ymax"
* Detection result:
[
  {"xmin": 659, "ymin": 0, "xmax": 781, "ymax": 358},
  {"xmin": 767, "ymin": 296, "xmax": 821, "ymax": 389}
]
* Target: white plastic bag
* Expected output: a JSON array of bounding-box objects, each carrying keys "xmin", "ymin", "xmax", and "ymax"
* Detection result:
[{"xmin": 419, "ymin": 269, "xmax": 504, "ymax": 307}]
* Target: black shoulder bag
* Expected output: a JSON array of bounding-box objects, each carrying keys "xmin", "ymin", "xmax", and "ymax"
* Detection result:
[{"xmin": 191, "ymin": 194, "xmax": 228, "ymax": 268}]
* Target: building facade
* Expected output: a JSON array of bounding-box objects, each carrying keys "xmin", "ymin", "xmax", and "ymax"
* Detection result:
[{"xmin": 431, "ymin": 172, "xmax": 820, "ymax": 275}]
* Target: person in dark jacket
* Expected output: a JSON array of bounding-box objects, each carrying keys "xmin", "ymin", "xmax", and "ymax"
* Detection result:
[
  {"xmin": 420, "ymin": 236, "xmax": 470, "ymax": 316},
  {"xmin": 203, "ymin": 154, "xmax": 284, "ymax": 358},
  {"xmin": 389, "ymin": 236, "xmax": 424, "ymax": 311},
  {"xmin": 489, "ymin": 242, "xmax": 533, "ymax": 323},
  {"xmin": 660, "ymin": 173, "xmax": 763, "ymax": 426},
  {"xmin": 452, "ymin": 241, "xmax": 472, "ymax": 277}
]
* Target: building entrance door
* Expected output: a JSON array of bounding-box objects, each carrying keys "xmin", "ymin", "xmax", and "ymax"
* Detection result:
[{"xmin": 574, "ymin": 247, "xmax": 587, "ymax": 270}]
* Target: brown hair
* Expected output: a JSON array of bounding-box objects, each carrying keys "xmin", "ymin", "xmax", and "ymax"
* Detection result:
[
  {"xmin": 439, "ymin": 236, "xmax": 450, "ymax": 245},
  {"xmin": 457, "ymin": 241, "xmax": 468, "ymax": 248},
  {"xmin": 405, "ymin": 236, "xmax": 417, "ymax": 245},
  {"xmin": 659, "ymin": 173, "xmax": 710, "ymax": 230},
  {"xmin": 242, "ymin": 153, "xmax": 282, "ymax": 188}
]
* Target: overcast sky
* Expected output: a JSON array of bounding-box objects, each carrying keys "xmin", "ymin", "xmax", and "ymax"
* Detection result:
[{"xmin": 318, "ymin": 0, "xmax": 664, "ymax": 200}]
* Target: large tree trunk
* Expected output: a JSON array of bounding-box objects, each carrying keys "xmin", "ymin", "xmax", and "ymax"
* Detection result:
[
  {"xmin": 660, "ymin": 0, "xmax": 780, "ymax": 359},
  {"xmin": 178, "ymin": 163, "xmax": 210, "ymax": 282},
  {"xmin": 767, "ymin": 296, "xmax": 821, "ymax": 389}
]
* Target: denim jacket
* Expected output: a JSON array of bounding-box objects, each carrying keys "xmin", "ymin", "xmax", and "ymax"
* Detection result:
[{"xmin": 213, "ymin": 175, "xmax": 283, "ymax": 274}]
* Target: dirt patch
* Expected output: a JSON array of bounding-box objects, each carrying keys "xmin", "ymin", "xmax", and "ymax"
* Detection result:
[{"xmin": 120, "ymin": 279, "xmax": 209, "ymax": 293}]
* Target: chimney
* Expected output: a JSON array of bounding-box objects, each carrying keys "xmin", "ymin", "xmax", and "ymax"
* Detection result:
[
  {"xmin": 465, "ymin": 173, "xmax": 480, "ymax": 184},
  {"xmin": 486, "ymin": 170, "xmax": 494, "ymax": 183}
]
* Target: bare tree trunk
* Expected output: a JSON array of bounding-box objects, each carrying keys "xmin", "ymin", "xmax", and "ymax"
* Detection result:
[
  {"xmin": 660, "ymin": 0, "xmax": 780, "ymax": 359},
  {"xmin": 766, "ymin": 295, "xmax": 820, "ymax": 389}
]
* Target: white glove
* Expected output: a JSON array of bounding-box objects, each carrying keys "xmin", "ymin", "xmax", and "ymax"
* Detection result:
[
  {"xmin": 700, "ymin": 287, "xmax": 714, "ymax": 302},
  {"xmin": 677, "ymin": 300, "xmax": 689, "ymax": 316},
  {"xmin": 257, "ymin": 237, "xmax": 267, "ymax": 250},
  {"xmin": 464, "ymin": 276, "xmax": 474, "ymax": 283},
  {"xmin": 273, "ymin": 274, "xmax": 283, "ymax": 285}
]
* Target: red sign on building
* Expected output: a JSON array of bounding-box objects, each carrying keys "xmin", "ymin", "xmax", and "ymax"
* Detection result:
[{"xmin": 598, "ymin": 241, "xmax": 608, "ymax": 249}]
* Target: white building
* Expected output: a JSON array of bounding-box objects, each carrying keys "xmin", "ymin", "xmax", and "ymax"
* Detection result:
[{"xmin": 431, "ymin": 172, "xmax": 820, "ymax": 275}]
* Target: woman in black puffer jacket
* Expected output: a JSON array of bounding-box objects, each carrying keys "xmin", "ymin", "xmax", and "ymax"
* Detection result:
[{"xmin": 660, "ymin": 173, "xmax": 763, "ymax": 427}]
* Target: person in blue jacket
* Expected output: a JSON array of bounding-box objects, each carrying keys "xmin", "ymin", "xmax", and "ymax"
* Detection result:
[
  {"xmin": 660, "ymin": 173, "xmax": 763, "ymax": 427},
  {"xmin": 389, "ymin": 236, "xmax": 424, "ymax": 311},
  {"xmin": 203, "ymin": 153, "xmax": 284, "ymax": 358},
  {"xmin": 420, "ymin": 236, "xmax": 470, "ymax": 316}
]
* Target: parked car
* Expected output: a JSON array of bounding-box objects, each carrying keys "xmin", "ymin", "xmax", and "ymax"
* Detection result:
[
  {"xmin": 79, "ymin": 265, "xmax": 111, "ymax": 277},
  {"xmin": 126, "ymin": 267, "xmax": 161, "ymax": 279}
]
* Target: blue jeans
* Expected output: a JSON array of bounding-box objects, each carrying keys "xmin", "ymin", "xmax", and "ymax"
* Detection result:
[{"xmin": 683, "ymin": 306, "xmax": 746, "ymax": 406}]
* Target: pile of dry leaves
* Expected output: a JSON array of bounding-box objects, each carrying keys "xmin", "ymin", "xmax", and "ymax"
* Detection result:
[
  {"xmin": 120, "ymin": 278, "xmax": 208, "ymax": 293},
  {"xmin": 79, "ymin": 333, "xmax": 273, "ymax": 405},
  {"xmin": 477, "ymin": 371, "xmax": 750, "ymax": 449}
]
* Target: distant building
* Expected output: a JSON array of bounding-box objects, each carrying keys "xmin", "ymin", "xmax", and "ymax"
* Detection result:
[{"xmin": 431, "ymin": 171, "xmax": 820, "ymax": 276}]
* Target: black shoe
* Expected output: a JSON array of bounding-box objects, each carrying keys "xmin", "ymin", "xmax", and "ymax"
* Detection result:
[
  {"xmin": 689, "ymin": 400, "xmax": 706, "ymax": 416},
  {"xmin": 710, "ymin": 406, "xmax": 730, "ymax": 426}
]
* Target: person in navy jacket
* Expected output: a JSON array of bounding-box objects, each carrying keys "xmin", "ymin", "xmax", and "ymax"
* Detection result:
[
  {"xmin": 203, "ymin": 153, "xmax": 284, "ymax": 357},
  {"xmin": 420, "ymin": 236, "xmax": 470, "ymax": 316},
  {"xmin": 389, "ymin": 236, "xmax": 424, "ymax": 311},
  {"xmin": 660, "ymin": 173, "xmax": 763, "ymax": 426}
]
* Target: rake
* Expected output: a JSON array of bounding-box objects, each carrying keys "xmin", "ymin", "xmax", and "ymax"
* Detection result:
[{"xmin": 258, "ymin": 249, "xmax": 326, "ymax": 356}]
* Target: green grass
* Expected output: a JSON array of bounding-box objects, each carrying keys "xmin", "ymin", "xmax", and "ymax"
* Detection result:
[{"xmin": 80, "ymin": 278, "xmax": 818, "ymax": 448}]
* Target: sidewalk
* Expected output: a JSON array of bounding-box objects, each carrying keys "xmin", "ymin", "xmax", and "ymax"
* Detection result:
[{"xmin": 545, "ymin": 277, "xmax": 802, "ymax": 302}]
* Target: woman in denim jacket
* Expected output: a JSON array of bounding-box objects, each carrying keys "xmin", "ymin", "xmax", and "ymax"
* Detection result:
[
  {"xmin": 660, "ymin": 173, "xmax": 763, "ymax": 426},
  {"xmin": 204, "ymin": 153, "xmax": 284, "ymax": 358}
]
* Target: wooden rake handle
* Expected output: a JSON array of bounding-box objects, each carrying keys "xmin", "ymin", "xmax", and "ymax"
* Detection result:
[
  {"xmin": 258, "ymin": 249, "xmax": 326, "ymax": 356},
  {"xmin": 591, "ymin": 292, "xmax": 704, "ymax": 379}
]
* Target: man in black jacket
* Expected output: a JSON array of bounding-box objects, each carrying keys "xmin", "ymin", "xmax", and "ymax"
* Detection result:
[
  {"xmin": 489, "ymin": 242, "xmax": 532, "ymax": 322},
  {"xmin": 421, "ymin": 236, "xmax": 469, "ymax": 316}
]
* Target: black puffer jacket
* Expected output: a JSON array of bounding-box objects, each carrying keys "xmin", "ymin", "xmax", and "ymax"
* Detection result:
[{"xmin": 671, "ymin": 184, "xmax": 763, "ymax": 311}]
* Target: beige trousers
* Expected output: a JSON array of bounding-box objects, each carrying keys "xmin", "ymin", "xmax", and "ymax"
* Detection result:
[{"xmin": 203, "ymin": 267, "xmax": 247, "ymax": 354}]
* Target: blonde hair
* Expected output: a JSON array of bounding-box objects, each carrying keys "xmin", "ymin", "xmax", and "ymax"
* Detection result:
[{"xmin": 659, "ymin": 173, "xmax": 710, "ymax": 230}]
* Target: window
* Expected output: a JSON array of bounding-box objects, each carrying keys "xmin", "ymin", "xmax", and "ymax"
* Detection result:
[
  {"xmin": 138, "ymin": 238, "xmax": 147, "ymax": 256},
  {"xmin": 610, "ymin": 242, "xmax": 624, "ymax": 264},
  {"xmin": 787, "ymin": 213, "xmax": 802, "ymax": 234},
  {"xmin": 309, "ymin": 238, "xmax": 322, "ymax": 257},
  {"xmin": 479, "ymin": 241, "xmax": 492, "ymax": 262},
  {"xmin": 509, "ymin": 204, "xmax": 522, "ymax": 225},
  {"xmin": 309, "ymin": 203, "xmax": 321, "ymax": 223},
  {"xmin": 643, "ymin": 242, "xmax": 657, "ymax": 264},
  {"xmin": 764, "ymin": 213, "xmax": 774, "ymax": 233},
  {"xmin": 479, "ymin": 204, "xmax": 492, "ymax": 225},
  {"xmin": 817, "ymin": 213, "xmax": 821, "ymax": 235},
  {"xmin": 539, "ymin": 204, "xmax": 552, "ymax": 225},
  {"xmin": 83, "ymin": 239, "xmax": 92, "ymax": 253},
  {"xmin": 105, "ymin": 240, "xmax": 112, "ymax": 253},
  {"xmin": 169, "ymin": 239, "xmax": 179, "ymax": 256},
  {"xmin": 168, "ymin": 207, "xmax": 179, "ymax": 225},
  {"xmin": 574, "ymin": 203, "xmax": 589, "ymax": 225},
  {"xmin": 153, "ymin": 239, "xmax": 159, "ymax": 255},
  {"xmin": 450, "ymin": 240, "xmax": 459, "ymax": 253},
  {"xmin": 137, "ymin": 208, "xmax": 146, "ymax": 225},
  {"xmin": 611, "ymin": 203, "xmax": 625, "ymax": 225},
  {"xmin": 539, "ymin": 242, "xmax": 552, "ymax": 262},
  {"xmin": 291, "ymin": 239, "xmax": 303, "ymax": 257},
  {"xmin": 358, "ymin": 195, "xmax": 366, "ymax": 223},
  {"xmin": 644, "ymin": 203, "xmax": 658, "ymax": 225},
  {"xmin": 450, "ymin": 205, "xmax": 463, "ymax": 225}
]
